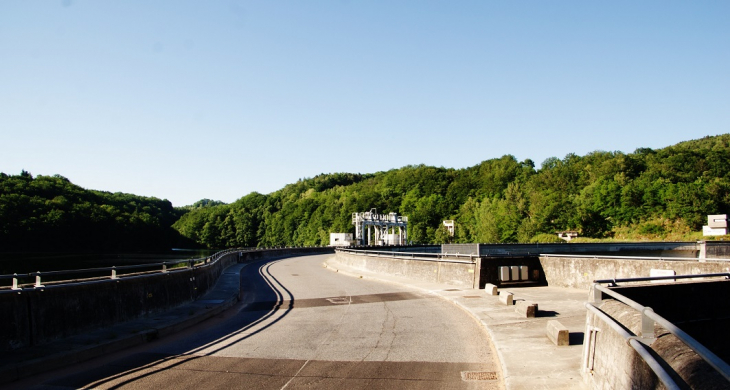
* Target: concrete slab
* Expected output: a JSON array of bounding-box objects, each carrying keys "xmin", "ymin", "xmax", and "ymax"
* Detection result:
[{"xmin": 325, "ymin": 257, "xmax": 589, "ymax": 390}]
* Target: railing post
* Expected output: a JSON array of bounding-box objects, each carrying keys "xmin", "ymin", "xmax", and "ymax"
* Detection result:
[
  {"xmin": 35, "ymin": 272, "xmax": 44, "ymax": 288},
  {"xmin": 162, "ymin": 262, "xmax": 168, "ymax": 273},
  {"xmin": 641, "ymin": 307, "xmax": 656, "ymax": 340},
  {"xmin": 12, "ymin": 273, "xmax": 19, "ymax": 290},
  {"xmin": 592, "ymin": 283, "xmax": 602, "ymax": 303},
  {"xmin": 111, "ymin": 266, "xmax": 117, "ymax": 280}
]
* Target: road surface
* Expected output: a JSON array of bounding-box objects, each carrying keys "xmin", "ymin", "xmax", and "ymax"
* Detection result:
[{"xmin": 21, "ymin": 254, "xmax": 501, "ymax": 389}]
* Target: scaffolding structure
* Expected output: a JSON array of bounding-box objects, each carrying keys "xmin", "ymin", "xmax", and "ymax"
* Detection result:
[{"xmin": 352, "ymin": 209, "xmax": 408, "ymax": 246}]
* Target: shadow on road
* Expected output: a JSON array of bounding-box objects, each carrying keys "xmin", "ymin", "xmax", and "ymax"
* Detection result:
[{"xmin": 47, "ymin": 257, "xmax": 296, "ymax": 389}]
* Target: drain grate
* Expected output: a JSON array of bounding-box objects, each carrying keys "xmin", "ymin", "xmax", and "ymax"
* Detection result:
[
  {"xmin": 444, "ymin": 289, "xmax": 461, "ymax": 291},
  {"xmin": 461, "ymin": 371, "xmax": 498, "ymax": 381},
  {"xmin": 291, "ymin": 274, "xmax": 299, "ymax": 276},
  {"xmin": 463, "ymin": 296, "xmax": 481, "ymax": 299}
]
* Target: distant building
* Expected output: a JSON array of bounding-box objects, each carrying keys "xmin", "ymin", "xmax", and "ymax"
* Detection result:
[
  {"xmin": 329, "ymin": 233, "xmax": 354, "ymax": 247},
  {"xmin": 443, "ymin": 220, "xmax": 455, "ymax": 237},
  {"xmin": 556, "ymin": 231, "xmax": 579, "ymax": 242},
  {"xmin": 703, "ymin": 215, "xmax": 728, "ymax": 236}
]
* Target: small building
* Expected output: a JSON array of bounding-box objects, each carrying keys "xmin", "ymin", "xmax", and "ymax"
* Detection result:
[
  {"xmin": 556, "ymin": 231, "xmax": 579, "ymax": 242},
  {"xmin": 703, "ymin": 214, "xmax": 728, "ymax": 236},
  {"xmin": 329, "ymin": 233, "xmax": 354, "ymax": 247},
  {"xmin": 443, "ymin": 220, "xmax": 455, "ymax": 237}
]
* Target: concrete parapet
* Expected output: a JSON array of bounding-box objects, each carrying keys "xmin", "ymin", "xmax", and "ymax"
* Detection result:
[
  {"xmin": 515, "ymin": 301, "xmax": 538, "ymax": 317},
  {"xmin": 334, "ymin": 251, "xmax": 479, "ymax": 288},
  {"xmin": 539, "ymin": 255, "xmax": 730, "ymax": 290},
  {"xmin": 546, "ymin": 320, "xmax": 569, "ymax": 346},
  {"xmin": 499, "ymin": 291, "xmax": 513, "ymax": 305},
  {"xmin": 483, "ymin": 283, "xmax": 498, "ymax": 296}
]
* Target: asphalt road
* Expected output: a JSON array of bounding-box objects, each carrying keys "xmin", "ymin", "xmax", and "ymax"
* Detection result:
[{"xmin": 21, "ymin": 254, "xmax": 501, "ymax": 389}]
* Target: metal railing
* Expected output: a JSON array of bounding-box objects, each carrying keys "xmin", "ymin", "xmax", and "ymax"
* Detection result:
[
  {"xmin": 587, "ymin": 273, "xmax": 730, "ymax": 387},
  {"xmin": 337, "ymin": 248, "xmax": 478, "ymax": 263},
  {"xmin": 542, "ymin": 253, "xmax": 709, "ymax": 262},
  {"xmin": 0, "ymin": 248, "xmax": 244, "ymax": 292},
  {"xmin": 0, "ymin": 246, "xmax": 334, "ymax": 292}
]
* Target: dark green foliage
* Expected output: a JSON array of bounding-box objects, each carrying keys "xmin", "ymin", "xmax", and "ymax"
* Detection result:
[
  {"xmin": 5, "ymin": 135, "xmax": 729, "ymax": 250},
  {"xmin": 0, "ymin": 172, "xmax": 192, "ymax": 251},
  {"xmin": 170, "ymin": 134, "xmax": 730, "ymax": 248}
]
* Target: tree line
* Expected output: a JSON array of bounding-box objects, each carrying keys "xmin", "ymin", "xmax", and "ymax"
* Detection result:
[
  {"xmin": 0, "ymin": 171, "xmax": 191, "ymax": 251},
  {"xmin": 173, "ymin": 134, "xmax": 730, "ymax": 248},
  {"xmin": 2, "ymin": 134, "xmax": 728, "ymax": 252}
]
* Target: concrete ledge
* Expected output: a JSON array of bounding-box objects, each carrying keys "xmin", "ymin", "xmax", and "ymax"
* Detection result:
[
  {"xmin": 483, "ymin": 283, "xmax": 498, "ymax": 296},
  {"xmin": 499, "ymin": 291, "xmax": 514, "ymax": 305},
  {"xmin": 546, "ymin": 320, "xmax": 569, "ymax": 346},
  {"xmin": 515, "ymin": 301, "xmax": 538, "ymax": 318}
]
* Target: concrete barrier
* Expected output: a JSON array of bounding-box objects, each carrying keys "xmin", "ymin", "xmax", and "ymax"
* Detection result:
[
  {"xmin": 334, "ymin": 250, "xmax": 479, "ymax": 288},
  {"xmin": 546, "ymin": 320, "xmax": 569, "ymax": 346},
  {"xmin": 515, "ymin": 301, "xmax": 538, "ymax": 317},
  {"xmin": 483, "ymin": 283, "xmax": 498, "ymax": 296},
  {"xmin": 0, "ymin": 247, "xmax": 334, "ymax": 352},
  {"xmin": 499, "ymin": 291, "xmax": 513, "ymax": 305},
  {"xmin": 539, "ymin": 255, "xmax": 730, "ymax": 290}
]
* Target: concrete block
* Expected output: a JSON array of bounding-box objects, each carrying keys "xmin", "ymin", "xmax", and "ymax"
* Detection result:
[
  {"xmin": 499, "ymin": 266, "xmax": 510, "ymax": 281},
  {"xmin": 546, "ymin": 320, "xmax": 569, "ymax": 346},
  {"xmin": 499, "ymin": 291, "xmax": 513, "ymax": 305},
  {"xmin": 519, "ymin": 265, "xmax": 529, "ymax": 281},
  {"xmin": 483, "ymin": 283, "xmax": 498, "ymax": 296},
  {"xmin": 515, "ymin": 301, "xmax": 538, "ymax": 317}
]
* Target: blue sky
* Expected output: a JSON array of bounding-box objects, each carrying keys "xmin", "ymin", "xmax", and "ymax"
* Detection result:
[{"xmin": 2, "ymin": 1, "xmax": 728, "ymax": 206}]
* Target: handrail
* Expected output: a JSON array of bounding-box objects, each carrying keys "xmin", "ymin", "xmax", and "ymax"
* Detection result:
[
  {"xmin": 0, "ymin": 248, "xmax": 244, "ymax": 291},
  {"xmin": 0, "ymin": 246, "xmax": 332, "ymax": 291},
  {"xmin": 590, "ymin": 273, "xmax": 730, "ymax": 384},
  {"xmin": 541, "ymin": 253, "xmax": 711, "ymax": 262},
  {"xmin": 585, "ymin": 303, "xmax": 681, "ymax": 390}
]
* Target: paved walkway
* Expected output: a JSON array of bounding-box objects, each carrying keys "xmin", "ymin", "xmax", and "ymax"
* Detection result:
[{"xmin": 324, "ymin": 257, "xmax": 590, "ymax": 390}]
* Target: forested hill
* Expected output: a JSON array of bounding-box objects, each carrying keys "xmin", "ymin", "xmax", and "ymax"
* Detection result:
[
  {"xmin": 0, "ymin": 171, "xmax": 190, "ymax": 251},
  {"xmin": 173, "ymin": 134, "xmax": 730, "ymax": 248},
  {"xmin": 2, "ymin": 134, "xmax": 729, "ymax": 252}
]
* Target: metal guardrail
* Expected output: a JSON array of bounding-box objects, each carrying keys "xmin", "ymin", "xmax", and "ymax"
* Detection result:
[
  {"xmin": 541, "ymin": 253, "xmax": 709, "ymax": 262},
  {"xmin": 337, "ymin": 248, "xmax": 478, "ymax": 263},
  {"xmin": 588, "ymin": 273, "xmax": 730, "ymax": 387},
  {"xmin": 0, "ymin": 248, "xmax": 250, "ymax": 292},
  {"xmin": 0, "ymin": 246, "xmax": 334, "ymax": 292}
]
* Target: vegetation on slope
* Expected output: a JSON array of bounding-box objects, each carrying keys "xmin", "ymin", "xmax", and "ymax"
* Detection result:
[
  {"xmin": 2, "ymin": 135, "xmax": 728, "ymax": 251},
  {"xmin": 0, "ymin": 171, "xmax": 191, "ymax": 251},
  {"xmin": 172, "ymin": 134, "xmax": 730, "ymax": 248}
]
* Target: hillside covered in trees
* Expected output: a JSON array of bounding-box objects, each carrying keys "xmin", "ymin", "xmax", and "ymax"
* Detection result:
[
  {"xmin": 0, "ymin": 171, "xmax": 189, "ymax": 251},
  {"xmin": 2, "ymin": 135, "xmax": 729, "ymax": 251},
  {"xmin": 173, "ymin": 135, "xmax": 730, "ymax": 248}
]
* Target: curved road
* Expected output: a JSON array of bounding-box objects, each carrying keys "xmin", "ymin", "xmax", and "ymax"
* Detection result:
[{"xmin": 24, "ymin": 254, "xmax": 501, "ymax": 389}]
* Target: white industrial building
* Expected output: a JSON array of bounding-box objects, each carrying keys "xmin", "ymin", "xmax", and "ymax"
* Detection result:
[{"xmin": 329, "ymin": 233, "xmax": 354, "ymax": 247}]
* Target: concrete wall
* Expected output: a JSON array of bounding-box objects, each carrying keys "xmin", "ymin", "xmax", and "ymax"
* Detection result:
[
  {"xmin": 0, "ymin": 247, "xmax": 334, "ymax": 352},
  {"xmin": 335, "ymin": 251, "xmax": 479, "ymax": 288},
  {"xmin": 699, "ymin": 240, "xmax": 730, "ymax": 259},
  {"xmin": 538, "ymin": 255, "xmax": 730, "ymax": 290},
  {"xmin": 584, "ymin": 299, "xmax": 727, "ymax": 389},
  {"xmin": 443, "ymin": 242, "xmax": 700, "ymax": 257}
]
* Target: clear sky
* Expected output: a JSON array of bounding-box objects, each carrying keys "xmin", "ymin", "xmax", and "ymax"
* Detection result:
[{"xmin": 2, "ymin": 1, "xmax": 728, "ymax": 206}]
